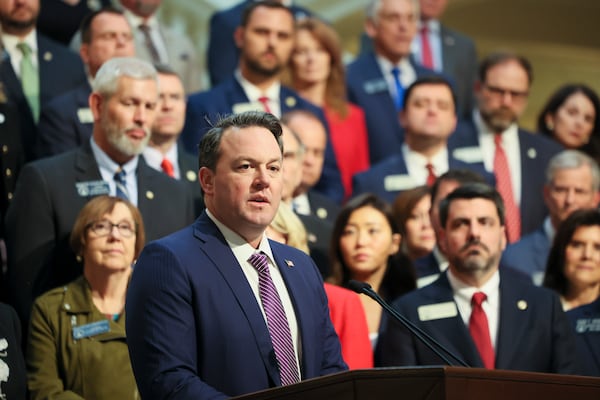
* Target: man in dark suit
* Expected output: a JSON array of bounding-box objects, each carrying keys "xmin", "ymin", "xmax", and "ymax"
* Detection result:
[
  {"xmin": 5, "ymin": 57, "xmax": 194, "ymax": 326},
  {"xmin": 126, "ymin": 111, "xmax": 347, "ymax": 399},
  {"xmin": 143, "ymin": 64, "xmax": 203, "ymax": 215},
  {"xmin": 412, "ymin": 0, "xmax": 477, "ymax": 117},
  {"xmin": 450, "ymin": 52, "xmax": 563, "ymax": 242},
  {"xmin": 182, "ymin": 1, "xmax": 343, "ymax": 203},
  {"xmin": 207, "ymin": 0, "xmax": 311, "ymax": 87},
  {"xmin": 0, "ymin": 0, "xmax": 86, "ymax": 161},
  {"xmin": 376, "ymin": 183, "xmax": 582, "ymax": 374},
  {"xmin": 352, "ymin": 76, "xmax": 493, "ymax": 204},
  {"xmin": 35, "ymin": 6, "xmax": 135, "ymax": 159},
  {"xmin": 346, "ymin": 0, "xmax": 435, "ymax": 164},
  {"xmin": 501, "ymin": 150, "xmax": 600, "ymax": 285}
]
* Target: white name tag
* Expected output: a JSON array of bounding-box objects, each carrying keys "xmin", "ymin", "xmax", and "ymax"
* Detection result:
[
  {"xmin": 384, "ymin": 174, "xmax": 416, "ymax": 192},
  {"xmin": 452, "ymin": 146, "xmax": 484, "ymax": 163},
  {"xmin": 77, "ymin": 108, "xmax": 94, "ymax": 124},
  {"xmin": 363, "ymin": 78, "xmax": 388, "ymax": 95},
  {"xmin": 418, "ymin": 301, "xmax": 458, "ymax": 321},
  {"xmin": 232, "ymin": 102, "xmax": 264, "ymax": 115}
]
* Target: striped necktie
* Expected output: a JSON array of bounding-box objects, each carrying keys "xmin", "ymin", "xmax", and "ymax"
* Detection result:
[{"xmin": 114, "ymin": 169, "xmax": 129, "ymax": 200}]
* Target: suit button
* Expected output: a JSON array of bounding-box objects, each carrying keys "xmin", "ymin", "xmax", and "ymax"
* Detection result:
[
  {"xmin": 2, "ymin": 145, "xmax": 7, "ymax": 154},
  {"xmin": 7, "ymin": 192, "xmax": 12, "ymax": 200},
  {"xmin": 5, "ymin": 168, "xmax": 11, "ymax": 177}
]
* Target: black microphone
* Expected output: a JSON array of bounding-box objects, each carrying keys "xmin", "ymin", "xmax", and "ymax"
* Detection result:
[{"xmin": 348, "ymin": 280, "xmax": 469, "ymax": 367}]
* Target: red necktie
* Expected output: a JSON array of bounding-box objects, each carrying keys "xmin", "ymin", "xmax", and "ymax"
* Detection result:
[
  {"xmin": 493, "ymin": 134, "xmax": 521, "ymax": 243},
  {"xmin": 161, "ymin": 158, "xmax": 175, "ymax": 178},
  {"xmin": 420, "ymin": 25, "xmax": 434, "ymax": 69},
  {"xmin": 425, "ymin": 163, "xmax": 436, "ymax": 186},
  {"xmin": 469, "ymin": 292, "xmax": 495, "ymax": 369},
  {"xmin": 258, "ymin": 96, "xmax": 272, "ymax": 114}
]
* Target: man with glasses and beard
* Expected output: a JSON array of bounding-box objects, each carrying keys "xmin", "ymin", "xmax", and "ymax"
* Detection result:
[
  {"xmin": 5, "ymin": 57, "xmax": 194, "ymax": 327},
  {"xmin": 376, "ymin": 183, "xmax": 582, "ymax": 374}
]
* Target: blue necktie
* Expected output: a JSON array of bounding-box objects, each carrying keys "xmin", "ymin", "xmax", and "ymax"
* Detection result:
[
  {"xmin": 114, "ymin": 169, "xmax": 129, "ymax": 200},
  {"xmin": 391, "ymin": 67, "xmax": 404, "ymax": 111}
]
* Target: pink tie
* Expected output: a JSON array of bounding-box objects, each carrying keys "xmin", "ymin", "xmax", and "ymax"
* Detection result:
[
  {"xmin": 469, "ymin": 292, "xmax": 495, "ymax": 369},
  {"xmin": 160, "ymin": 158, "xmax": 175, "ymax": 178},
  {"xmin": 493, "ymin": 134, "xmax": 521, "ymax": 243},
  {"xmin": 420, "ymin": 25, "xmax": 434, "ymax": 69},
  {"xmin": 258, "ymin": 96, "xmax": 272, "ymax": 114}
]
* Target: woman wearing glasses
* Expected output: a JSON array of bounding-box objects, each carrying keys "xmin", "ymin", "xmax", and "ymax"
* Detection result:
[{"xmin": 26, "ymin": 196, "xmax": 145, "ymax": 399}]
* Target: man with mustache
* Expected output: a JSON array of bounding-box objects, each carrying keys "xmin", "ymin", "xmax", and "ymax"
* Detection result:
[
  {"xmin": 450, "ymin": 52, "xmax": 563, "ymax": 243},
  {"xmin": 181, "ymin": 1, "xmax": 344, "ymax": 204},
  {"xmin": 5, "ymin": 57, "xmax": 194, "ymax": 327},
  {"xmin": 376, "ymin": 182, "xmax": 582, "ymax": 374}
]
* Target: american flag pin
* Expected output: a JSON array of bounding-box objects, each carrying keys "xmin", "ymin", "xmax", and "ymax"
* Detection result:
[{"xmin": 285, "ymin": 260, "xmax": 294, "ymax": 267}]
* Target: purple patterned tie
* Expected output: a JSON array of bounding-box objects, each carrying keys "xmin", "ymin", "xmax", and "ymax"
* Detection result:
[{"xmin": 248, "ymin": 252, "xmax": 300, "ymax": 385}]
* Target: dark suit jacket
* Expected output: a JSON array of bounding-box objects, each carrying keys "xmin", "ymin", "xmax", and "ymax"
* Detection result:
[
  {"xmin": 0, "ymin": 101, "xmax": 23, "ymax": 236},
  {"xmin": 0, "ymin": 32, "xmax": 86, "ymax": 161},
  {"xmin": 450, "ymin": 118, "xmax": 563, "ymax": 236},
  {"xmin": 126, "ymin": 213, "xmax": 347, "ymax": 399},
  {"xmin": 566, "ymin": 298, "xmax": 600, "ymax": 376},
  {"xmin": 207, "ymin": 0, "xmax": 312, "ymax": 87},
  {"xmin": 181, "ymin": 77, "xmax": 344, "ymax": 203},
  {"xmin": 4, "ymin": 141, "xmax": 195, "ymax": 325},
  {"xmin": 501, "ymin": 226, "xmax": 550, "ymax": 285},
  {"xmin": 176, "ymin": 145, "xmax": 204, "ymax": 216},
  {"xmin": 351, "ymin": 151, "xmax": 494, "ymax": 204},
  {"xmin": 35, "ymin": 81, "xmax": 92, "ymax": 158},
  {"xmin": 375, "ymin": 269, "xmax": 582, "ymax": 374},
  {"xmin": 346, "ymin": 52, "xmax": 437, "ymax": 164}
]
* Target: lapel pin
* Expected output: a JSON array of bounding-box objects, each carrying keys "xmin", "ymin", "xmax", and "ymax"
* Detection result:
[
  {"xmin": 527, "ymin": 148, "xmax": 537, "ymax": 159},
  {"xmin": 186, "ymin": 170, "xmax": 197, "ymax": 182},
  {"xmin": 517, "ymin": 300, "xmax": 527, "ymax": 310},
  {"xmin": 285, "ymin": 96, "xmax": 296, "ymax": 108},
  {"xmin": 316, "ymin": 207, "xmax": 328, "ymax": 220},
  {"xmin": 43, "ymin": 51, "xmax": 52, "ymax": 62},
  {"xmin": 285, "ymin": 259, "xmax": 294, "ymax": 267},
  {"xmin": 146, "ymin": 190, "xmax": 154, "ymax": 200}
]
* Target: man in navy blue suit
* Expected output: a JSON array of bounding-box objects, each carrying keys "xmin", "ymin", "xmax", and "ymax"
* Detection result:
[
  {"xmin": 450, "ymin": 52, "xmax": 563, "ymax": 241},
  {"xmin": 0, "ymin": 0, "xmax": 86, "ymax": 161},
  {"xmin": 346, "ymin": 0, "xmax": 436, "ymax": 164},
  {"xmin": 126, "ymin": 111, "xmax": 347, "ymax": 399},
  {"xmin": 376, "ymin": 183, "xmax": 582, "ymax": 374},
  {"xmin": 182, "ymin": 1, "xmax": 343, "ymax": 203},
  {"xmin": 501, "ymin": 150, "xmax": 600, "ymax": 285},
  {"xmin": 352, "ymin": 76, "xmax": 492, "ymax": 204},
  {"xmin": 35, "ymin": 6, "xmax": 135, "ymax": 159},
  {"xmin": 207, "ymin": 0, "xmax": 311, "ymax": 87}
]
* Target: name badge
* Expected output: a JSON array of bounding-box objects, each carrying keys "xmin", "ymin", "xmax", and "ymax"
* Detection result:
[
  {"xmin": 418, "ymin": 301, "xmax": 458, "ymax": 321},
  {"xmin": 452, "ymin": 146, "xmax": 484, "ymax": 164},
  {"xmin": 232, "ymin": 102, "xmax": 264, "ymax": 115},
  {"xmin": 363, "ymin": 78, "xmax": 389, "ymax": 95},
  {"xmin": 77, "ymin": 107, "xmax": 94, "ymax": 124},
  {"xmin": 575, "ymin": 318, "xmax": 600, "ymax": 333},
  {"xmin": 72, "ymin": 320, "xmax": 110, "ymax": 339},
  {"xmin": 384, "ymin": 174, "xmax": 415, "ymax": 192},
  {"xmin": 75, "ymin": 180, "xmax": 110, "ymax": 197}
]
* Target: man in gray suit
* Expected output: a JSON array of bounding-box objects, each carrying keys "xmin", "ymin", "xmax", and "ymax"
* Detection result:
[{"xmin": 412, "ymin": 0, "xmax": 478, "ymax": 117}]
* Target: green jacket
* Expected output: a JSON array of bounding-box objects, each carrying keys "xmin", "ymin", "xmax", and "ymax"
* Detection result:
[{"xmin": 26, "ymin": 276, "xmax": 139, "ymax": 400}]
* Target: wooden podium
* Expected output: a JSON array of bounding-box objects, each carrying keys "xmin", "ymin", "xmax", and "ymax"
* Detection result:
[{"xmin": 234, "ymin": 367, "xmax": 600, "ymax": 399}]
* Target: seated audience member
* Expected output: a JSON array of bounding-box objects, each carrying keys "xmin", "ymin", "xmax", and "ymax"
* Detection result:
[
  {"xmin": 182, "ymin": 1, "xmax": 343, "ymax": 203},
  {"xmin": 266, "ymin": 203, "xmax": 373, "ymax": 370},
  {"xmin": 544, "ymin": 209, "xmax": 600, "ymax": 376},
  {"xmin": 143, "ymin": 64, "xmax": 203, "ymax": 215},
  {"xmin": 537, "ymin": 84, "xmax": 600, "ymax": 165},
  {"xmin": 36, "ymin": 6, "xmax": 136, "ymax": 158},
  {"xmin": 328, "ymin": 193, "xmax": 416, "ymax": 348},
  {"xmin": 413, "ymin": 169, "xmax": 487, "ymax": 287},
  {"xmin": 450, "ymin": 52, "xmax": 564, "ymax": 243},
  {"xmin": 5, "ymin": 58, "xmax": 194, "ymax": 327},
  {"xmin": 0, "ymin": 302, "xmax": 26, "ymax": 398},
  {"xmin": 502, "ymin": 150, "xmax": 600, "ymax": 285},
  {"xmin": 393, "ymin": 186, "xmax": 436, "ymax": 261},
  {"xmin": 376, "ymin": 183, "xmax": 582, "ymax": 374},
  {"xmin": 208, "ymin": 0, "xmax": 311, "ymax": 87},
  {"xmin": 27, "ymin": 196, "xmax": 143, "ymax": 399},
  {"xmin": 287, "ymin": 17, "xmax": 370, "ymax": 199},
  {"xmin": 352, "ymin": 76, "xmax": 492, "ymax": 204}
]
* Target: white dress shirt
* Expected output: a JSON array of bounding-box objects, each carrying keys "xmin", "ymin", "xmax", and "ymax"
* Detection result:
[
  {"xmin": 2, "ymin": 31, "xmax": 38, "ymax": 78},
  {"xmin": 375, "ymin": 55, "xmax": 417, "ymax": 104},
  {"xmin": 143, "ymin": 145, "xmax": 181, "ymax": 180},
  {"xmin": 235, "ymin": 70, "xmax": 282, "ymax": 117},
  {"xmin": 402, "ymin": 143, "xmax": 450, "ymax": 185},
  {"xmin": 90, "ymin": 138, "xmax": 139, "ymax": 205}
]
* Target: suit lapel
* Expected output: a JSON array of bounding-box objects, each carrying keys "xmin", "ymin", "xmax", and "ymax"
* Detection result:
[
  {"xmin": 74, "ymin": 142, "xmax": 103, "ymax": 182},
  {"xmin": 440, "ymin": 26, "xmax": 456, "ymax": 72}
]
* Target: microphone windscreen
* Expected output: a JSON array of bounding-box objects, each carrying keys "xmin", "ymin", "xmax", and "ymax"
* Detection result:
[{"xmin": 347, "ymin": 280, "xmax": 371, "ymax": 294}]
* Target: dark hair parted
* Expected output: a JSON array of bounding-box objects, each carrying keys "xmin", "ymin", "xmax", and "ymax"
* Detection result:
[
  {"xmin": 478, "ymin": 51, "xmax": 533, "ymax": 86},
  {"xmin": 80, "ymin": 5, "xmax": 125, "ymax": 44},
  {"xmin": 393, "ymin": 185, "xmax": 430, "ymax": 238},
  {"xmin": 403, "ymin": 75, "xmax": 457, "ymax": 113},
  {"xmin": 198, "ymin": 111, "xmax": 284, "ymax": 171},
  {"xmin": 70, "ymin": 195, "xmax": 145, "ymax": 260},
  {"xmin": 430, "ymin": 169, "xmax": 487, "ymax": 205},
  {"xmin": 439, "ymin": 183, "xmax": 505, "ymax": 228},
  {"xmin": 327, "ymin": 193, "xmax": 416, "ymax": 301},
  {"xmin": 544, "ymin": 208, "xmax": 600, "ymax": 296},
  {"xmin": 240, "ymin": 0, "xmax": 294, "ymax": 27}
]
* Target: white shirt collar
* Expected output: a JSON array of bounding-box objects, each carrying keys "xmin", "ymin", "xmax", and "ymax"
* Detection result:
[
  {"xmin": 142, "ymin": 145, "xmax": 180, "ymax": 179},
  {"xmin": 3, "ymin": 30, "xmax": 38, "ymax": 74},
  {"xmin": 234, "ymin": 69, "xmax": 281, "ymax": 103},
  {"xmin": 375, "ymin": 54, "xmax": 415, "ymax": 88},
  {"xmin": 402, "ymin": 143, "xmax": 449, "ymax": 185},
  {"xmin": 124, "ymin": 9, "xmax": 159, "ymax": 30}
]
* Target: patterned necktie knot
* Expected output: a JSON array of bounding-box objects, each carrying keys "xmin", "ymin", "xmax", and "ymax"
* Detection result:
[
  {"xmin": 114, "ymin": 169, "xmax": 129, "ymax": 200},
  {"xmin": 248, "ymin": 252, "xmax": 269, "ymax": 274},
  {"xmin": 472, "ymin": 291, "xmax": 487, "ymax": 307}
]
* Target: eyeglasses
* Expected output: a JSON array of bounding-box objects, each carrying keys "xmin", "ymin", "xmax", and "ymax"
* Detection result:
[
  {"xmin": 87, "ymin": 220, "xmax": 136, "ymax": 238},
  {"xmin": 483, "ymin": 84, "xmax": 529, "ymax": 101}
]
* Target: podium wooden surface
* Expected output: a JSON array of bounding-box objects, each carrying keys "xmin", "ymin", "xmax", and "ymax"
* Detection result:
[{"xmin": 234, "ymin": 367, "xmax": 600, "ymax": 400}]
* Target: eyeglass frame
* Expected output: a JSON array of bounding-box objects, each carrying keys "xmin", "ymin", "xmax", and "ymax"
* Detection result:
[{"xmin": 86, "ymin": 219, "xmax": 137, "ymax": 238}]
